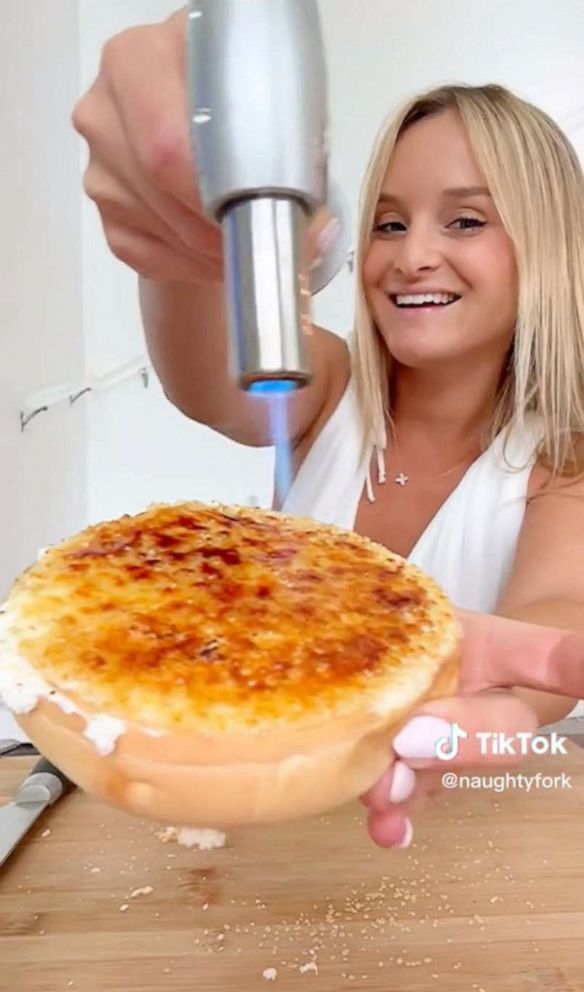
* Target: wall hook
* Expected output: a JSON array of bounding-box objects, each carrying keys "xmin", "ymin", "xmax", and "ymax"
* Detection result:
[
  {"xmin": 20, "ymin": 406, "xmax": 49, "ymax": 432},
  {"xmin": 69, "ymin": 386, "xmax": 92, "ymax": 406}
]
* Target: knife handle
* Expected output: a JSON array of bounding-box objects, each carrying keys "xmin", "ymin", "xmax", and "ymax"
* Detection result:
[
  {"xmin": 16, "ymin": 757, "xmax": 74, "ymax": 805},
  {"xmin": 33, "ymin": 757, "xmax": 74, "ymax": 792}
]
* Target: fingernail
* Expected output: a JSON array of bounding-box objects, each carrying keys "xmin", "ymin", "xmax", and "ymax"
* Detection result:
[
  {"xmin": 310, "ymin": 218, "xmax": 341, "ymax": 270},
  {"xmin": 395, "ymin": 817, "xmax": 414, "ymax": 849},
  {"xmin": 393, "ymin": 715, "xmax": 453, "ymax": 759},
  {"xmin": 317, "ymin": 217, "xmax": 340, "ymax": 254},
  {"xmin": 388, "ymin": 760, "xmax": 416, "ymax": 805}
]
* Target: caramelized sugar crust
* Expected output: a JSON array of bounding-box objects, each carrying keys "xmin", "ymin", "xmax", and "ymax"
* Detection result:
[{"xmin": 5, "ymin": 503, "xmax": 456, "ymax": 732}]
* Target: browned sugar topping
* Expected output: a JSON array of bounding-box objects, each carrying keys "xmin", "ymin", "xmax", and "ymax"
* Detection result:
[{"xmin": 6, "ymin": 503, "xmax": 442, "ymax": 730}]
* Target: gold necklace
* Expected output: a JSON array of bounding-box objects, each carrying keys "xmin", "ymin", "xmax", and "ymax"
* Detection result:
[{"xmin": 390, "ymin": 435, "xmax": 482, "ymax": 487}]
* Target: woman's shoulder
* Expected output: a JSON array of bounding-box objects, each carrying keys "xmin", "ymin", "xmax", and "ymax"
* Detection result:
[
  {"xmin": 494, "ymin": 411, "xmax": 548, "ymax": 499},
  {"xmin": 527, "ymin": 434, "xmax": 584, "ymax": 501}
]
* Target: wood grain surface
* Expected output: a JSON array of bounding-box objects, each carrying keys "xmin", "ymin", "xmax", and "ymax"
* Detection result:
[{"xmin": 1, "ymin": 748, "xmax": 584, "ymax": 992}]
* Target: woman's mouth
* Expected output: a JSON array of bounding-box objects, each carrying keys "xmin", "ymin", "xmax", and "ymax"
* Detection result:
[{"xmin": 390, "ymin": 292, "xmax": 461, "ymax": 309}]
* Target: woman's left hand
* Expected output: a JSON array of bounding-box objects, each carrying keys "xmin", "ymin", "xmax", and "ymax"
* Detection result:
[{"xmin": 362, "ymin": 609, "xmax": 584, "ymax": 848}]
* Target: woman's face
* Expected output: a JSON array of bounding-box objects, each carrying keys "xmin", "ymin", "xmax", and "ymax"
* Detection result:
[{"xmin": 362, "ymin": 110, "xmax": 518, "ymax": 371}]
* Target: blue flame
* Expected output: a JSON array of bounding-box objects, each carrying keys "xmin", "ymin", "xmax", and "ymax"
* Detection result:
[
  {"xmin": 248, "ymin": 380, "xmax": 297, "ymax": 504},
  {"xmin": 248, "ymin": 380, "xmax": 297, "ymax": 396}
]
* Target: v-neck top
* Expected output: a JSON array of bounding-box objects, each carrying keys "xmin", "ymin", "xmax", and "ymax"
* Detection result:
[{"xmin": 281, "ymin": 378, "xmax": 541, "ymax": 612}]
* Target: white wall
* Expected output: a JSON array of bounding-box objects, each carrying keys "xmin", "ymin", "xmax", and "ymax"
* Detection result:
[
  {"xmin": 0, "ymin": 1, "xmax": 86, "ymax": 597},
  {"xmin": 76, "ymin": 0, "xmax": 584, "ymax": 526}
]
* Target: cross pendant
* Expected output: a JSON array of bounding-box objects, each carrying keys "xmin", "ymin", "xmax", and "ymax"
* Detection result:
[{"xmin": 394, "ymin": 472, "xmax": 409, "ymax": 486}]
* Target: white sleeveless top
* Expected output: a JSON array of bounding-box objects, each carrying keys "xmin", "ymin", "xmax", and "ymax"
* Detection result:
[{"xmin": 282, "ymin": 378, "xmax": 541, "ymax": 613}]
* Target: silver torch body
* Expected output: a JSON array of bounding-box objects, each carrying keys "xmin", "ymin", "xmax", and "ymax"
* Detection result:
[{"xmin": 187, "ymin": 0, "xmax": 329, "ymax": 393}]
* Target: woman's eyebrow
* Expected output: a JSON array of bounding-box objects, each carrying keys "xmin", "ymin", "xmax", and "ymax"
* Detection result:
[
  {"xmin": 375, "ymin": 185, "xmax": 491, "ymax": 207},
  {"xmin": 376, "ymin": 192, "xmax": 400, "ymax": 205},
  {"xmin": 443, "ymin": 186, "xmax": 491, "ymax": 198}
]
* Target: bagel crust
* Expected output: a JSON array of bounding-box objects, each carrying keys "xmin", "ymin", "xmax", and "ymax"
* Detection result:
[{"xmin": 0, "ymin": 502, "xmax": 461, "ymax": 826}]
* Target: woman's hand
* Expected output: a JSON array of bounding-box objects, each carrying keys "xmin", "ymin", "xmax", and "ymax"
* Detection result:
[
  {"xmin": 72, "ymin": 10, "xmax": 225, "ymax": 284},
  {"xmin": 72, "ymin": 8, "xmax": 334, "ymax": 285},
  {"xmin": 363, "ymin": 610, "xmax": 584, "ymax": 848}
]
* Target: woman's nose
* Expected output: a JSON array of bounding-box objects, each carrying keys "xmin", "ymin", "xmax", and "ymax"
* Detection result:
[{"xmin": 393, "ymin": 226, "xmax": 441, "ymax": 277}]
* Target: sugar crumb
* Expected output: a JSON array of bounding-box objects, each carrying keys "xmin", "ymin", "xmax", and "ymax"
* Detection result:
[
  {"xmin": 299, "ymin": 961, "xmax": 319, "ymax": 975},
  {"xmin": 130, "ymin": 886, "xmax": 153, "ymax": 899},
  {"xmin": 156, "ymin": 825, "xmax": 226, "ymax": 850}
]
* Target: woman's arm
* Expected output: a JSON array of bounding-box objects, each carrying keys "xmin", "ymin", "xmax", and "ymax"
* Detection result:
[
  {"xmin": 141, "ymin": 277, "xmax": 349, "ymax": 447},
  {"xmin": 495, "ymin": 469, "xmax": 584, "ymax": 724}
]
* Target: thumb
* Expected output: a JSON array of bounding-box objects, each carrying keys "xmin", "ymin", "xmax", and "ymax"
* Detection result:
[
  {"xmin": 391, "ymin": 691, "xmax": 538, "ymax": 769},
  {"xmin": 458, "ymin": 610, "xmax": 584, "ymax": 697}
]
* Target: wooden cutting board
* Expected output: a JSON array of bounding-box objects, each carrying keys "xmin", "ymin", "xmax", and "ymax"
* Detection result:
[{"xmin": 1, "ymin": 748, "xmax": 584, "ymax": 992}]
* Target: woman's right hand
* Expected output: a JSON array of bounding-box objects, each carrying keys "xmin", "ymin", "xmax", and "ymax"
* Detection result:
[
  {"xmin": 72, "ymin": 9, "xmax": 225, "ymax": 286},
  {"xmin": 72, "ymin": 8, "xmax": 334, "ymax": 288}
]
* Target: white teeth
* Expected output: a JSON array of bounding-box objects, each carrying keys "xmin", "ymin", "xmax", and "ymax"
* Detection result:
[{"xmin": 394, "ymin": 292, "xmax": 457, "ymax": 307}]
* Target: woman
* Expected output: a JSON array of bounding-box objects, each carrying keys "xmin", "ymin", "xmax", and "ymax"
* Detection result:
[{"xmin": 73, "ymin": 8, "xmax": 584, "ymax": 848}]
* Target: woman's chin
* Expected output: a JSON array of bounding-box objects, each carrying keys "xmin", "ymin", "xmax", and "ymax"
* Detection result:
[{"xmin": 380, "ymin": 335, "xmax": 455, "ymax": 370}]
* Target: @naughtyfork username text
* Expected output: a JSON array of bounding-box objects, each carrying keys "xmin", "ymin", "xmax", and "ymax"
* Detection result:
[{"xmin": 441, "ymin": 771, "xmax": 572, "ymax": 792}]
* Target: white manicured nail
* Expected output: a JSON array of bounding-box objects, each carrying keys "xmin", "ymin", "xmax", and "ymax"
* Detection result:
[
  {"xmin": 393, "ymin": 716, "xmax": 453, "ymax": 759},
  {"xmin": 388, "ymin": 761, "xmax": 416, "ymax": 805},
  {"xmin": 395, "ymin": 817, "xmax": 414, "ymax": 849}
]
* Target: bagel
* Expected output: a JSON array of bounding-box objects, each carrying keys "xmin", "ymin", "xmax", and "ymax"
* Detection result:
[{"xmin": 0, "ymin": 502, "xmax": 460, "ymax": 826}]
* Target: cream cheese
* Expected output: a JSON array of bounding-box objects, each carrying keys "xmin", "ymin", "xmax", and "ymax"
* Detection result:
[
  {"xmin": 83, "ymin": 714, "xmax": 127, "ymax": 756},
  {"xmin": 0, "ymin": 608, "xmax": 167, "ymax": 755}
]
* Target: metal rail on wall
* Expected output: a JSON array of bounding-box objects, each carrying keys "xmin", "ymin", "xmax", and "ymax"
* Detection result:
[{"xmin": 19, "ymin": 359, "xmax": 152, "ymax": 432}]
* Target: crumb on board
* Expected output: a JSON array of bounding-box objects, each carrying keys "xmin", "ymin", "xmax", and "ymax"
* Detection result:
[
  {"xmin": 130, "ymin": 886, "xmax": 154, "ymax": 899},
  {"xmin": 156, "ymin": 825, "xmax": 227, "ymax": 850},
  {"xmin": 126, "ymin": 817, "xmax": 535, "ymax": 980},
  {"xmin": 41, "ymin": 829, "xmax": 51, "ymax": 838}
]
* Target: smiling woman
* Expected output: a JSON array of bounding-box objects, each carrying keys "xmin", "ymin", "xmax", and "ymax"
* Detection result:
[{"xmin": 73, "ymin": 10, "xmax": 584, "ymax": 850}]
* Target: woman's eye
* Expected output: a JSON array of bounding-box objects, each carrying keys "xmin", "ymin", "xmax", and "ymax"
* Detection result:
[
  {"xmin": 374, "ymin": 220, "xmax": 407, "ymax": 234},
  {"xmin": 449, "ymin": 216, "xmax": 486, "ymax": 231}
]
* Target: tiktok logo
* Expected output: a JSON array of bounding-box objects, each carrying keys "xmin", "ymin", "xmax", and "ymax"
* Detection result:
[{"xmin": 435, "ymin": 721, "xmax": 468, "ymax": 761}]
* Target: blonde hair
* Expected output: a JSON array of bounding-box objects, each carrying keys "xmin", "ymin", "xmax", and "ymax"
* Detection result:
[{"xmin": 352, "ymin": 83, "xmax": 584, "ymax": 478}]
